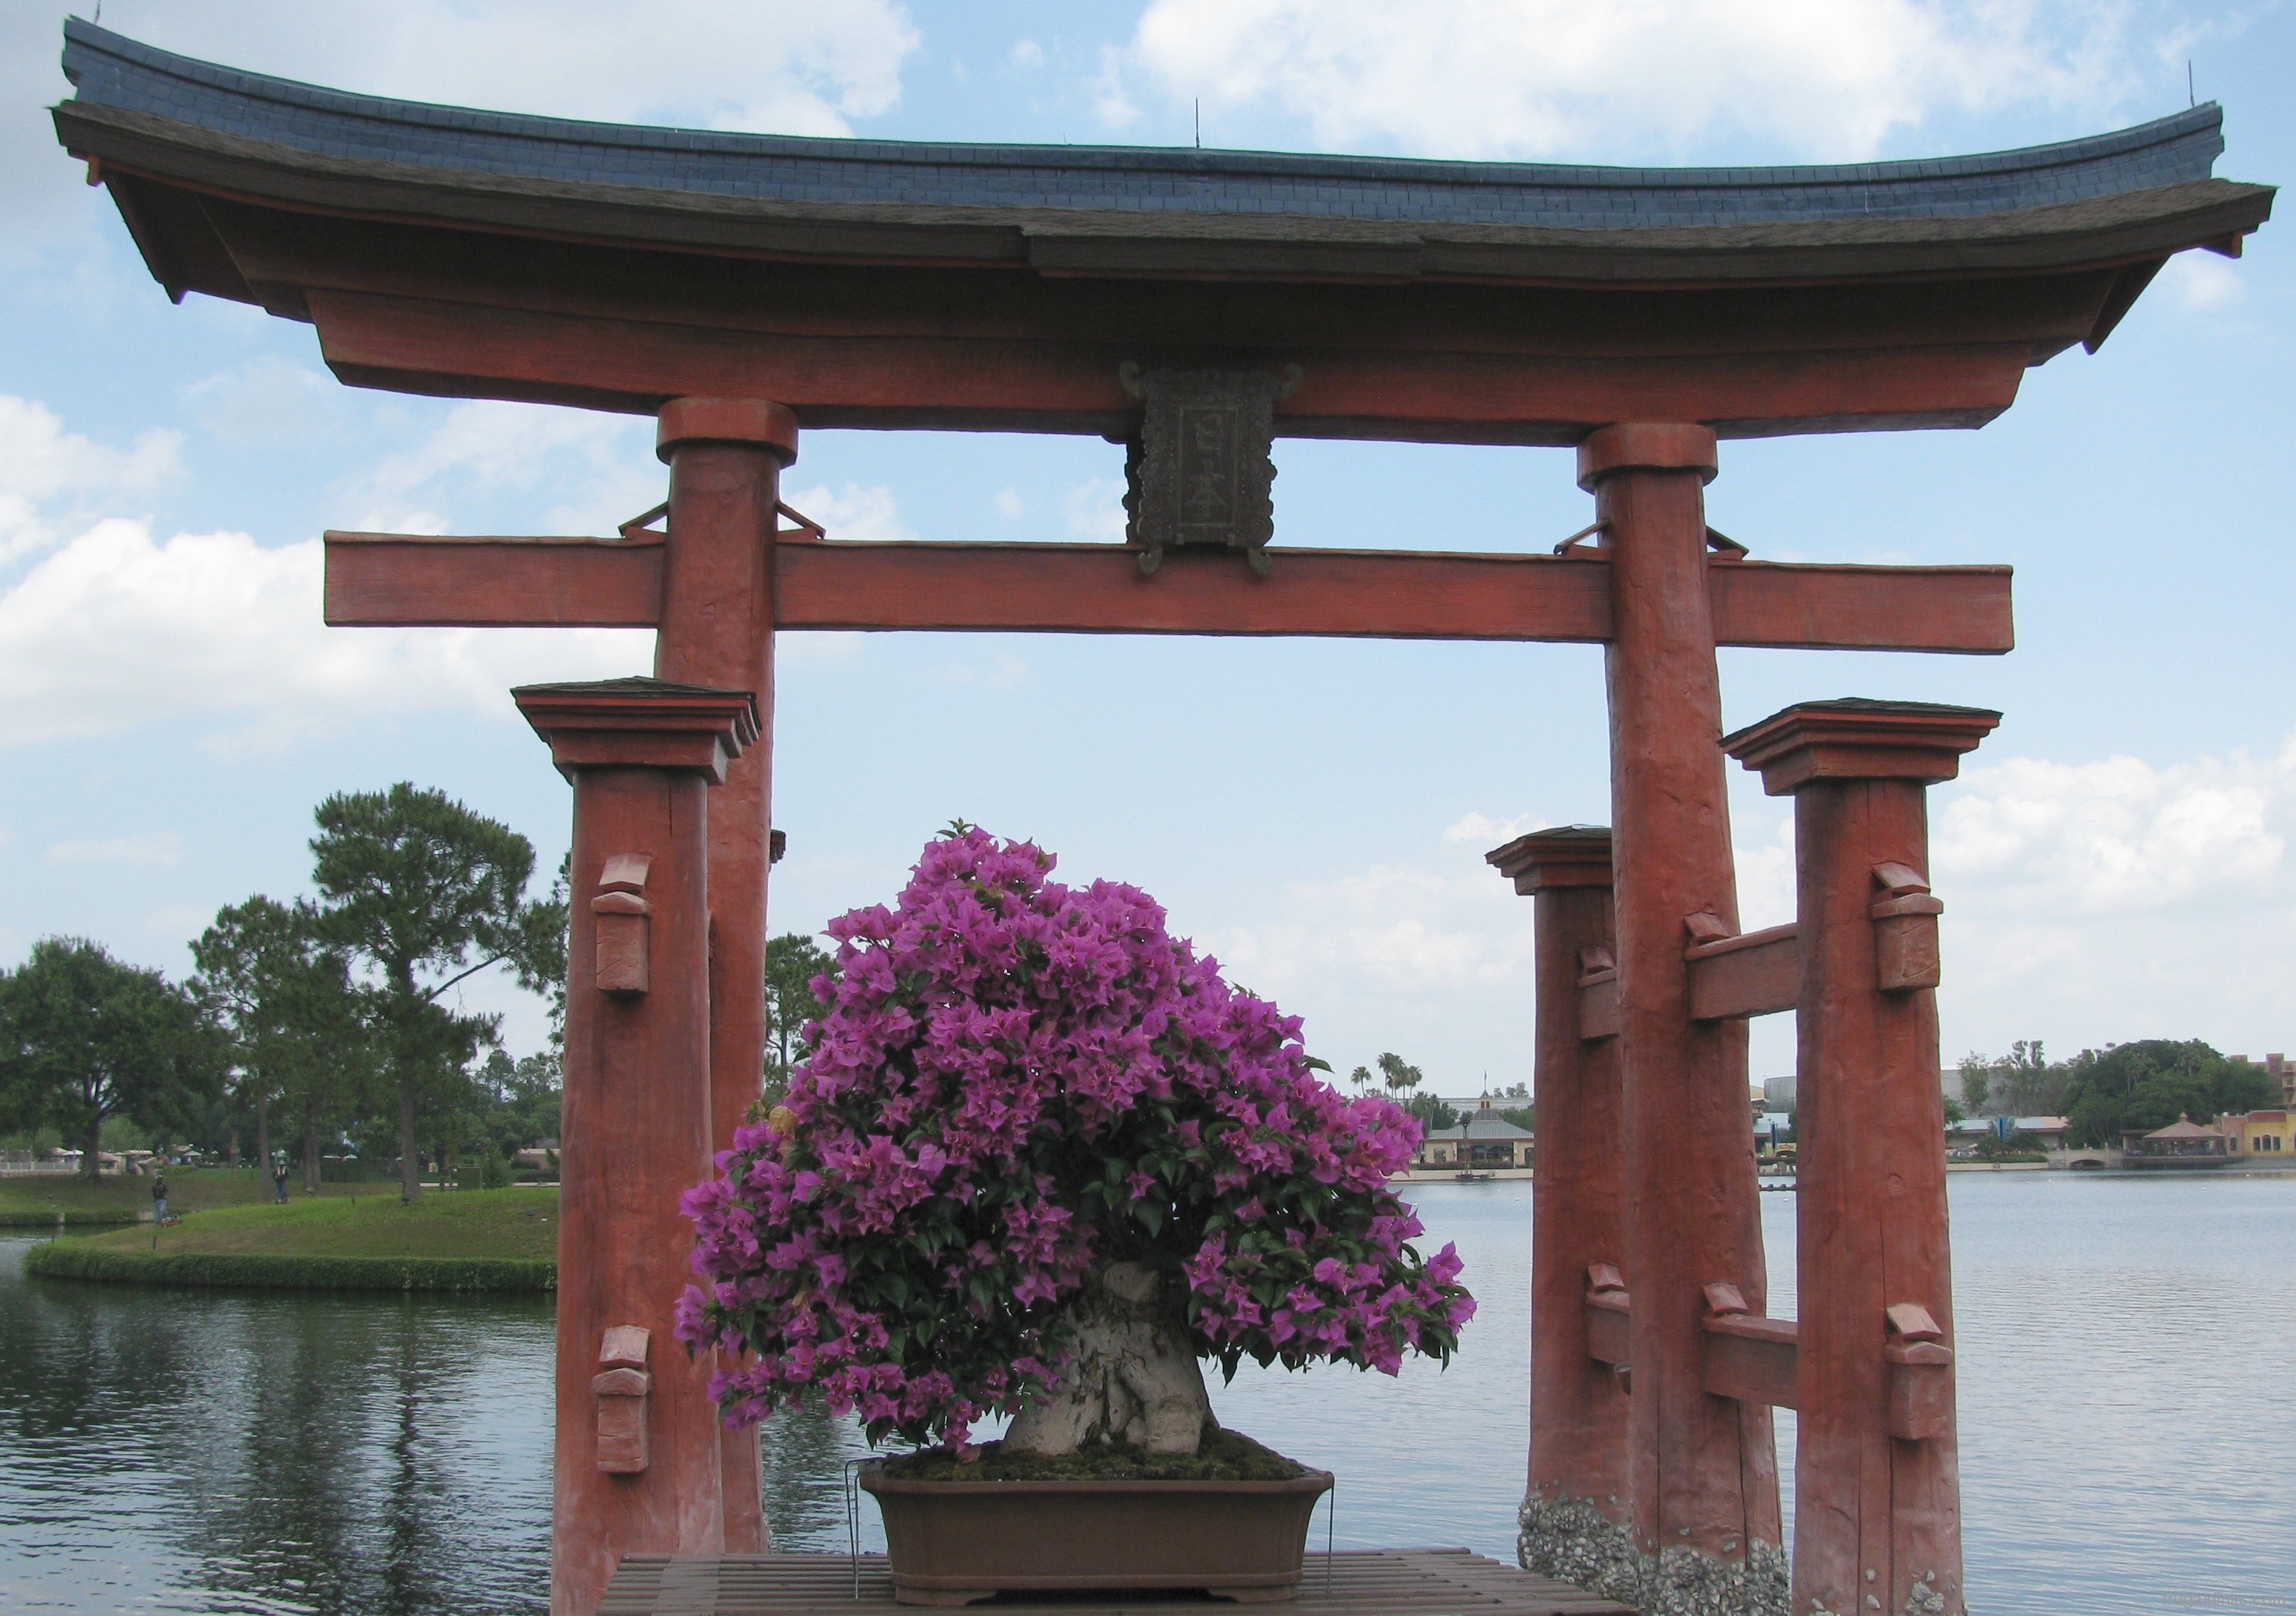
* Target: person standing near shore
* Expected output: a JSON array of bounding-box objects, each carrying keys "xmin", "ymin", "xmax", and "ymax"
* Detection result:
[
  {"xmin": 151, "ymin": 1170, "xmax": 169, "ymax": 1224},
  {"xmin": 273, "ymin": 1160, "xmax": 289, "ymax": 1204}
]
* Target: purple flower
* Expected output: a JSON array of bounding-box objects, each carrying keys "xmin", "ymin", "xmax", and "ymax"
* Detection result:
[{"xmin": 676, "ymin": 827, "xmax": 1474, "ymax": 1448}]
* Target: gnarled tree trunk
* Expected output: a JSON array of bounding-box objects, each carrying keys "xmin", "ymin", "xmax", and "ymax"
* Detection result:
[{"xmin": 1004, "ymin": 1261, "xmax": 1211, "ymax": 1458}]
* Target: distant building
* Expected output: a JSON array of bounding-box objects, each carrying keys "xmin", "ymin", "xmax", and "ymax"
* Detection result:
[
  {"xmin": 2122, "ymin": 1113, "xmax": 2233, "ymax": 1167},
  {"xmin": 1418, "ymin": 1099, "xmax": 1535, "ymax": 1170},
  {"xmin": 2225, "ymin": 1110, "xmax": 2294, "ymax": 1158},
  {"xmin": 2012, "ymin": 1117, "xmax": 2070, "ymax": 1152},
  {"xmin": 1944, "ymin": 1116, "xmax": 1990, "ymax": 1154},
  {"xmin": 1762, "ymin": 1074, "xmax": 1796, "ymax": 1109},
  {"xmin": 2272, "ymin": 1056, "xmax": 2295, "ymax": 1107}
]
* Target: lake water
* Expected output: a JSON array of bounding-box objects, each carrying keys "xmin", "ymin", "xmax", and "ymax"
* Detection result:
[{"xmin": 4, "ymin": 1172, "xmax": 2293, "ymax": 1614}]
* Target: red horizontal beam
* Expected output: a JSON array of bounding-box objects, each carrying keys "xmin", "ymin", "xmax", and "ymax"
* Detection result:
[
  {"xmin": 1702, "ymin": 1310, "xmax": 1801, "ymax": 1410},
  {"xmin": 309, "ymin": 288, "xmax": 2033, "ymax": 441},
  {"xmin": 1686, "ymin": 923, "xmax": 1802, "ymax": 1022},
  {"xmin": 324, "ymin": 533, "xmax": 663, "ymax": 627},
  {"xmin": 323, "ymin": 533, "xmax": 2012, "ymax": 652},
  {"xmin": 775, "ymin": 541, "xmax": 1617, "ymax": 640}
]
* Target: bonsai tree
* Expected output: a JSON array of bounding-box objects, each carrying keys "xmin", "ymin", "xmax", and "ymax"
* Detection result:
[{"xmin": 679, "ymin": 827, "xmax": 1474, "ymax": 1453}]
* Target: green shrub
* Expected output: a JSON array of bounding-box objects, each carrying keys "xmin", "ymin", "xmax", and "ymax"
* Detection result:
[
  {"xmin": 23, "ymin": 1241, "xmax": 555, "ymax": 1292},
  {"xmin": 478, "ymin": 1149, "xmax": 512, "ymax": 1190}
]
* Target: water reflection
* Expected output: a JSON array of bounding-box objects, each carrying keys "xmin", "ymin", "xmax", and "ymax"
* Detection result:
[
  {"xmin": 6, "ymin": 1173, "xmax": 2295, "ymax": 1614},
  {"xmin": 0, "ymin": 1260, "xmax": 555, "ymax": 1615}
]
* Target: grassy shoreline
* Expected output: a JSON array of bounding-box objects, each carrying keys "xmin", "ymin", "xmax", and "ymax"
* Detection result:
[
  {"xmin": 0, "ymin": 1167, "xmax": 383, "ymax": 1227},
  {"xmin": 18, "ymin": 1181, "xmax": 561, "ymax": 1292},
  {"xmin": 24, "ymin": 1244, "xmax": 554, "ymax": 1291}
]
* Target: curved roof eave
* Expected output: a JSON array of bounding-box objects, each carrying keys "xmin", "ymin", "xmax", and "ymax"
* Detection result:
[{"xmin": 51, "ymin": 20, "xmax": 2274, "ymax": 291}]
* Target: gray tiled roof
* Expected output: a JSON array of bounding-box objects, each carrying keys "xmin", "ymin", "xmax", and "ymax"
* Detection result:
[
  {"xmin": 1431, "ymin": 1111, "xmax": 1534, "ymax": 1141},
  {"xmin": 60, "ymin": 19, "xmax": 2229, "ymax": 231}
]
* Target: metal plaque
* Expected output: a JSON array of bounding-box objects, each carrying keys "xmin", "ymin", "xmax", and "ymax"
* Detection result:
[{"xmin": 1121, "ymin": 364, "xmax": 1298, "ymax": 575}]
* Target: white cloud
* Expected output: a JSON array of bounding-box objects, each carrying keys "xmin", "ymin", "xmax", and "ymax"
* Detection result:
[
  {"xmin": 1010, "ymin": 39, "xmax": 1046, "ymax": 70},
  {"xmin": 783, "ymin": 482, "xmax": 915, "ymax": 544},
  {"xmin": 347, "ymin": 399, "xmax": 657, "ymax": 536},
  {"xmin": 1064, "ymin": 477, "xmax": 1127, "ymax": 542},
  {"xmin": 1442, "ymin": 809, "xmax": 1544, "ymax": 846},
  {"xmin": 1733, "ymin": 816, "xmax": 1798, "ymax": 933},
  {"xmin": 1215, "ymin": 862, "xmax": 1524, "ymax": 993},
  {"xmin": 2161, "ymin": 249, "xmax": 2246, "ymax": 310},
  {"xmin": 5, "ymin": 3, "xmax": 921, "ymax": 255},
  {"xmin": 0, "ymin": 517, "xmax": 650, "ymax": 752},
  {"xmin": 994, "ymin": 488, "xmax": 1027, "ymax": 521},
  {"xmin": 1091, "ymin": 43, "xmax": 1143, "ymax": 130},
  {"xmin": 106, "ymin": 2, "xmax": 916, "ymax": 136},
  {"xmin": 1205, "ymin": 837, "xmax": 1540, "ymax": 1085},
  {"xmin": 142, "ymin": 904, "xmax": 213, "ymax": 941},
  {"xmin": 0, "ymin": 394, "xmax": 180, "ymax": 559},
  {"xmin": 929, "ymin": 649, "xmax": 1030, "ymax": 690},
  {"xmin": 1120, "ymin": 0, "xmax": 2148, "ymax": 160},
  {"xmin": 183, "ymin": 357, "xmax": 346, "ymax": 446},
  {"xmin": 1936, "ymin": 745, "xmax": 2287, "ymax": 913},
  {"xmin": 1913, "ymin": 735, "xmax": 2296, "ymax": 1055},
  {"xmin": 48, "ymin": 832, "xmax": 183, "ymax": 866},
  {"xmin": 1241, "ymin": 731, "xmax": 2296, "ymax": 1082}
]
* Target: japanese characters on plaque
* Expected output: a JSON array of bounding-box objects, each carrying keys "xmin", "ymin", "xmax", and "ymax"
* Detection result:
[{"xmin": 1120, "ymin": 364, "xmax": 1299, "ymax": 575}]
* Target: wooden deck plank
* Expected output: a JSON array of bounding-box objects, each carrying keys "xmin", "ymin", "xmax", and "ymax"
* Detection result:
[{"xmin": 599, "ymin": 1550, "xmax": 1634, "ymax": 1616}]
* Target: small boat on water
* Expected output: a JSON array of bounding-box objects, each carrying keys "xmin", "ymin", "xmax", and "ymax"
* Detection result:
[{"xmin": 1454, "ymin": 1170, "xmax": 1496, "ymax": 1183}]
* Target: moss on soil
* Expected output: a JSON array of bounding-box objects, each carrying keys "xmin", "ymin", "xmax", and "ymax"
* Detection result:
[{"xmin": 878, "ymin": 1427, "xmax": 1308, "ymax": 1484}]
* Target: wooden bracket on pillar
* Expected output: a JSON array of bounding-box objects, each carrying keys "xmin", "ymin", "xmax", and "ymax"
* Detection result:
[
  {"xmin": 1577, "ymin": 948, "xmax": 1620, "ymax": 1041},
  {"xmin": 1883, "ymin": 1303, "xmax": 1954, "ymax": 1441},
  {"xmin": 1584, "ymin": 1263, "xmax": 1632, "ymax": 1386},
  {"xmin": 1870, "ymin": 863, "xmax": 1944, "ymax": 992},
  {"xmin": 1699, "ymin": 1281, "xmax": 1801, "ymax": 1411},
  {"xmin": 594, "ymin": 1326, "xmax": 654, "ymax": 1475},
  {"xmin": 593, "ymin": 854, "xmax": 654, "ymax": 996}
]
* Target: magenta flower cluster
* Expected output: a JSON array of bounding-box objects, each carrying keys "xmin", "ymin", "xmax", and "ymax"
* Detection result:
[{"xmin": 677, "ymin": 827, "xmax": 1476, "ymax": 1447}]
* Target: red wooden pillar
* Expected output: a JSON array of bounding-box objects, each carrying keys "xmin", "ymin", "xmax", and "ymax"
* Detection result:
[
  {"xmin": 516, "ymin": 677, "xmax": 761, "ymax": 1616},
  {"xmin": 653, "ymin": 396, "xmax": 798, "ymax": 1553},
  {"xmin": 1488, "ymin": 827, "xmax": 1635, "ymax": 1596},
  {"xmin": 1582, "ymin": 424, "xmax": 1784, "ymax": 1613},
  {"xmin": 1725, "ymin": 700, "xmax": 1998, "ymax": 1616}
]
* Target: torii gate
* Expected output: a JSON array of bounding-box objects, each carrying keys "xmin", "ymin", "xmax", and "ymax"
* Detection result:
[{"xmin": 53, "ymin": 21, "xmax": 2272, "ymax": 1616}]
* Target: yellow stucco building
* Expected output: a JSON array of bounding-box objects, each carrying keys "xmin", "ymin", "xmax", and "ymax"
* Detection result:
[{"xmin": 2226, "ymin": 1110, "xmax": 2295, "ymax": 1157}]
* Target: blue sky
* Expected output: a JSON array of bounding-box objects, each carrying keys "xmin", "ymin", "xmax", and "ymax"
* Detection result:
[{"xmin": 0, "ymin": 0, "xmax": 2289, "ymax": 1089}]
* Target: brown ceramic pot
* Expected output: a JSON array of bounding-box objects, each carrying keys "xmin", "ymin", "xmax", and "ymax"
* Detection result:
[{"xmin": 857, "ymin": 1465, "xmax": 1335, "ymax": 1606}]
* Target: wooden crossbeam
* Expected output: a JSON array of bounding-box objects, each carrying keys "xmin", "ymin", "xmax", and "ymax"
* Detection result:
[
  {"xmin": 1686, "ymin": 923, "xmax": 1801, "ymax": 1022},
  {"xmin": 323, "ymin": 533, "xmax": 2013, "ymax": 652},
  {"xmin": 1702, "ymin": 1310, "xmax": 1801, "ymax": 1410},
  {"xmin": 307, "ymin": 287, "xmax": 2037, "ymax": 441}
]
